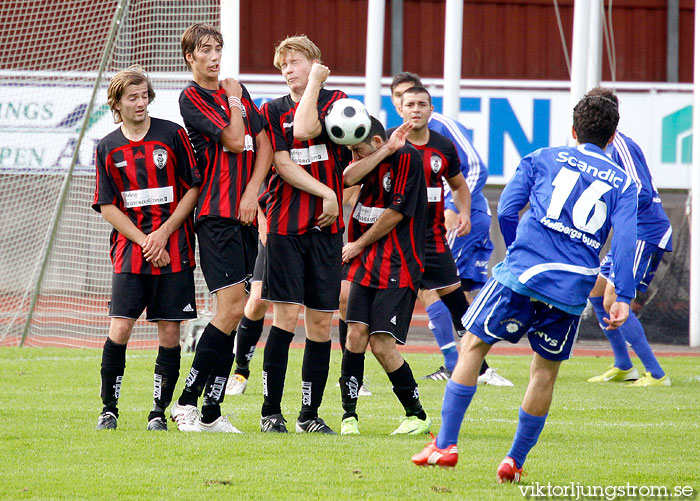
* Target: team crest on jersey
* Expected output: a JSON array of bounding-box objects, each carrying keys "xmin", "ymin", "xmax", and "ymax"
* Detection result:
[
  {"xmin": 382, "ymin": 172, "xmax": 392, "ymax": 192},
  {"xmin": 153, "ymin": 149, "xmax": 168, "ymax": 169},
  {"xmin": 430, "ymin": 155, "xmax": 442, "ymax": 173}
]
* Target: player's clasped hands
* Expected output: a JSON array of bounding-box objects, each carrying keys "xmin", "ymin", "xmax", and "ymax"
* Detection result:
[{"xmin": 141, "ymin": 228, "xmax": 170, "ymax": 267}]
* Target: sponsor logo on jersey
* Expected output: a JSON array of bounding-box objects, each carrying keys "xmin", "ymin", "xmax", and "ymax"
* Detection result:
[
  {"xmin": 153, "ymin": 148, "xmax": 167, "ymax": 169},
  {"xmin": 122, "ymin": 186, "xmax": 174, "ymax": 208},
  {"xmin": 283, "ymin": 122, "xmax": 294, "ymax": 129},
  {"xmin": 290, "ymin": 144, "xmax": 329, "ymax": 165},
  {"xmin": 115, "ymin": 160, "xmax": 128, "ymax": 168},
  {"xmin": 353, "ymin": 203, "xmax": 386, "ymax": 224},
  {"xmin": 430, "ymin": 155, "xmax": 442, "ymax": 173},
  {"xmin": 556, "ymin": 151, "xmax": 624, "ymax": 188},
  {"xmin": 427, "ymin": 187, "xmax": 442, "ymax": 203}
]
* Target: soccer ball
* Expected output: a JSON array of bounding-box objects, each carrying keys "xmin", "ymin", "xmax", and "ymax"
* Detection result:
[{"xmin": 324, "ymin": 98, "xmax": 371, "ymax": 145}]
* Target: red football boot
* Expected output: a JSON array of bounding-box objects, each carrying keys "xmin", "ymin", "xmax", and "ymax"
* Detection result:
[{"xmin": 411, "ymin": 436, "xmax": 458, "ymax": 467}]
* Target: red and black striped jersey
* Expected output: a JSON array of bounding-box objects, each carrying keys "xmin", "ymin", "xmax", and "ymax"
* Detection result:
[
  {"xmin": 344, "ymin": 144, "xmax": 427, "ymax": 291},
  {"xmin": 92, "ymin": 117, "xmax": 201, "ymax": 275},
  {"xmin": 179, "ymin": 81, "xmax": 266, "ymax": 223},
  {"xmin": 261, "ymin": 88, "xmax": 352, "ymax": 235},
  {"xmin": 399, "ymin": 129, "xmax": 461, "ymax": 254}
]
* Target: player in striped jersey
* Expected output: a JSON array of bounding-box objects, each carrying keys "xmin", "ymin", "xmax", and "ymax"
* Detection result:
[
  {"xmin": 413, "ymin": 96, "xmax": 637, "ymax": 477},
  {"xmin": 257, "ymin": 36, "xmax": 351, "ymax": 434},
  {"xmin": 585, "ymin": 88, "xmax": 673, "ymax": 387},
  {"xmin": 93, "ymin": 65, "xmax": 201, "ymax": 431},
  {"xmin": 339, "ymin": 117, "xmax": 431, "ymax": 435},
  {"xmin": 170, "ymin": 24, "xmax": 272, "ymax": 433},
  {"xmin": 390, "ymin": 78, "xmax": 511, "ymax": 386}
]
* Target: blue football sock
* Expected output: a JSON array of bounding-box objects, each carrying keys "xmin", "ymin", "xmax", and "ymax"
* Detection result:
[
  {"xmin": 618, "ymin": 311, "xmax": 665, "ymax": 379},
  {"xmin": 426, "ymin": 301, "xmax": 458, "ymax": 372},
  {"xmin": 436, "ymin": 379, "xmax": 476, "ymax": 449},
  {"xmin": 589, "ymin": 296, "xmax": 632, "ymax": 370},
  {"xmin": 507, "ymin": 407, "xmax": 548, "ymax": 468}
]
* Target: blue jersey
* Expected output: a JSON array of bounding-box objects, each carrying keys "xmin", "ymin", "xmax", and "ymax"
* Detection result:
[
  {"xmin": 608, "ymin": 131, "xmax": 672, "ymax": 251},
  {"xmin": 428, "ymin": 113, "xmax": 490, "ymax": 216},
  {"xmin": 496, "ymin": 144, "xmax": 638, "ymax": 314}
]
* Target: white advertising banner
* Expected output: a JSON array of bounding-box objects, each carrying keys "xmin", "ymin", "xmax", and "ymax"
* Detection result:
[{"xmin": 0, "ymin": 78, "xmax": 692, "ymax": 188}]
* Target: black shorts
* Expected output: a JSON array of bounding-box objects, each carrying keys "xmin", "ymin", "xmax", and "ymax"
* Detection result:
[
  {"xmin": 251, "ymin": 239, "xmax": 265, "ymax": 283},
  {"xmin": 345, "ymin": 283, "xmax": 416, "ymax": 345},
  {"xmin": 109, "ymin": 269, "xmax": 197, "ymax": 322},
  {"xmin": 262, "ymin": 232, "xmax": 342, "ymax": 311},
  {"xmin": 420, "ymin": 248, "xmax": 461, "ymax": 291},
  {"xmin": 196, "ymin": 217, "xmax": 258, "ymax": 293}
]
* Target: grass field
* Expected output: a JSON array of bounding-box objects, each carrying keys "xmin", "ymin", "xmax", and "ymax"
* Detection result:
[{"xmin": 1, "ymin": 346, "xmax": 698, "ymax": 500}]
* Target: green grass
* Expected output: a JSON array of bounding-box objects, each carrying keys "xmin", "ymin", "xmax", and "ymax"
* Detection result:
[{"xmin": 1, "ymin": 347, "xmax": 698, "ymax": 500}]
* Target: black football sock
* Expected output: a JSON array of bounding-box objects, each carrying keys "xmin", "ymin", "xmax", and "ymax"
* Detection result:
[
  {"xmin": 340, "ymin": 349, "xmax": 365, "ymax": 420},
  {"xmin": 100, "ymin": 338, "xmax": 127, "ymax": 417},
  {"xmin": 201, "ymin": 329, "xmax": 236, "ymax": 423},
  {"xmin": 480, "ymin": 359, "xmax": 489, "ymax": 375},
  {"xmin": 178, "ymin": 323, "xmax": 228, "ymax": 407},
  {"xmin": 151, "ymin": 344, "xmax": 181, "ymax": 417},
  {"xmin": 298, "ymin": 338, "xmax": 332, "ymax": 422},
  {"xmin": 261, "ymin": 326, "xmax": 294, "ymax": 417},
  {"xmin": 234, "ymin": 315, "xmax": 264, "ymax": 379},
  {"xmin": 338, "ymin": 319, "xmax": 348, "ymax": 353},
  {"xmin": 387, "ymin": 360, "xmax": 426, "ymax": 420},
  {"xmin": 441, "ymin": 287, "xmax": 470, "ymax": 335}
]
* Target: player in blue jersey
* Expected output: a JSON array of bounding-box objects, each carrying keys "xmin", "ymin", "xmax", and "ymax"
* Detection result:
[
  {"xmin": 584, "ymin": 87, "xmax": 672, "ymax": 387},
  {"xmin": 412, "ymin": 96, "xmax": 637, "ymax": 481},
  {"xmin": 390, "ymin": 73, "xmax": 511, "ymax": 387}
]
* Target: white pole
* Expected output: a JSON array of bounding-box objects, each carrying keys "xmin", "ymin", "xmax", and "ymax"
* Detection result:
[
  {"xmin": 220, "ymin": 0, "xmax": 240, "ymax": 78},
  {"xmin": 443, "ymin": 0, "xmax": 464, "ymax": 119},
  {"xmin": 364, "ymin": 0, "xmax": 385, "ymax": 117},
  {"xmin": 569, "ymin": 0, "xmax": 590, "ymax": 119},
  {"xmin": 690, "ymin": 0, "xmax": 700, "ymax": 347},
  {"xmin": 586, "ymin": 0, "xmax": 603, "ymax": 91}
]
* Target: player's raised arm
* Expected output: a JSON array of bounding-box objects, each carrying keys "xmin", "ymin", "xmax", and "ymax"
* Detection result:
[
  {"xmin": 219, "ymin": 77, "xmax": 246, "ymax": 153},
  {"xmin": 293, "ymin": 62, "xmax": 329, "ymax": 140},
  {"xmin": 344, "ymin": 121, "xmax": 412, "ymax": 186}
]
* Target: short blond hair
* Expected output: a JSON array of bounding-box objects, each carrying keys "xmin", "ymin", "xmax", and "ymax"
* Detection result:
[
  {"xmin": 273, "ymin": 35, "xmax": 322, "ymax": 70},
  {"xmin": 107, "ymin": 65, "xmax": 154, "ymax": 123}
]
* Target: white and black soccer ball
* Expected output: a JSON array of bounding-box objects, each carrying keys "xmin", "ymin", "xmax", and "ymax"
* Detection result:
[{"xmin": 324, "ymin": 98, "xmax": 371, "ymax": 145}]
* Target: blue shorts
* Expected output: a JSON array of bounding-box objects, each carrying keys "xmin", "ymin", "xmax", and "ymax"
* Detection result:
[
  {"xmin": 447, "ymin": 210, "xmax": 493, "ymax": 289},
  {"xmin": 462, "ymin": 278, "xmax": 581, "ymax": 361},
  {"xmin": 599, "ymin": 240, "xmax": 666, "ymax": 293}
]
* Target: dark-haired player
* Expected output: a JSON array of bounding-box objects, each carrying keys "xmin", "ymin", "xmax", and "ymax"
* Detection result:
[
  {"xmin": 93, "ymin": 65, "xmax": 200, "ymax": 431},
  {"xmin": 392, "ymin": 86, "xmax": 473, "ymax": 382},
  {"xmin": 258, "ymin": 35, "xmax": 351, "ymax": 434},
  {"xmin": 339, "ymin": 118, "xmax": 430, "ymax": 435},
  {"xmin": 584, "ymin": 87, "xmax": 672, "ymax": 387},
  {"xmin": 412, "ymin": 96, "xmax": 637, "ymax": 481},
  {"xmin": 170, "ymin": 23, "xmax": 272, "ymax": 433},
  {"xmin": 390, "ymin": 73, "xmax": 511, "ymax": 386}
]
